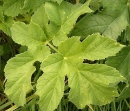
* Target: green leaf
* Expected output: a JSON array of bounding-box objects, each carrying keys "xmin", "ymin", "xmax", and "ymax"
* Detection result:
[
  {"xmin": 0, "ymin": 17, "xmax": 14, "ymax": 36},
  {"xmin": 3, "ymin": 0, "xmax": 25, "ymax": 16},
  {"xmin": 36, "ymin": 72, "xmax": 65, "ymax": 111},
  {"xmin": 4, "ymin": 1, "xmax": 126, "ymax": 109},
  {"xmin": 0, "ymin": 6, "xmax": 4, "ymax": 21},
  {"xmin": 58, "ymin": 37, "xmax": 82, "ymax": 57},
  {"xmin": 4, "ymin": 45, "xmax": 50, "ymax": 106},
  {"xmin": 5, "ymin": 15, "xmax": 50, "ymax": 106},
  {"xmin": 106, "ymin": 46, "xmax": 130, "ymax": 100},
  {"xmin": 5, "ymin": 51, "xmax": 35, "ymax": 106},
  {"xmin": 11, "ymin": 21, "xmax": 47, "ymax": 49},
  {"xmin": 118, "ymin": 85, "xmax": 130, "ymax": 100},
  {"xmin": 22, "ymin": 0, "xmax": 45, "ymax": 11},
  {"xmin": 44, "ymin": 0, "xmax": 92, "ymax": 45},
  {"xmin": 3, "ymin": 0, "xmax": 63, "ymax": 17},
  {"xmin": 32, "ymin": 4, "xmax": 48, "ymax": 31},
  {"xmin": 124, "ymin": 25, "xmax": 130, "ymax": 41},
  {"xmin": 106, "ymin": 46, "xmax": 130, "ymax": 80},
  {"xmin": 71, "ymin": 0, "xmax": 129, "ymax": 40},
  {"xmin": 36, "ymin": 54, "xmax": 66, "ymax": 111},
  {"xmin": 59, "ymin": 33, "xmax": 124, "ymax": 60},
  {"xmin": 68, "ymin": 64, "xmax": 124, "ymax": 109},
  {"xmin": 89, "ymin": 0, "xmax": 101, "ymax": 11},
  {"xmin": 36, "ymin": 36, "xmax": 124, "ymax": 110},
  {"xmin": 81, "ymin": 33, "xmax": 124, "ymax": 60},
  {"xmin": 23, "ymin": 0, "xmax": 63, "ymax": 10}
]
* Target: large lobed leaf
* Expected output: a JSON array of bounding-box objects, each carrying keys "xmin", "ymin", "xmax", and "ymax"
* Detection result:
[
  {"xmin": 36, "ymin": 34, "xmax": 124, "ymax": 110},
  {"xmin": 5, "ymin": 21, "xmax": 50, "ymax": 106},
  {"xmin": 71, "ymin": 0, "xmax": 129, "ymax": 40},
  {"xmin": 32, "ymin": 0, "xmax": 92, "ymax": 46},
  {"xmin": 4, "ymin": 45, "xmax": 50, "ymax": 106},
  {"xmin": 4, "ymin": 1, "xmax": 125, "ymax": 110}
]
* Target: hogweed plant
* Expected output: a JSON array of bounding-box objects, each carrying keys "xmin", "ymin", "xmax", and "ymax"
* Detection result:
[{"xmin": 0, "ymin": 0, "xmax": 130, "ymax": 111}]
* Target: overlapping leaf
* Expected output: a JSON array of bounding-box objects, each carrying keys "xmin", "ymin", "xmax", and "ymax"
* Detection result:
[
  {"xmin": 3, "ymin": 0, "xmax": 25, "ymax": 16},
  {"xmin": 23, "ymin": 0, "xmax": 63, "ymax": 10},
  {"xmin": 71, "ymin": 0, "xmax": 129, "ymax": 40},
  {"xmin": 32, "ymin": 1, "xmax": 92, "ymax": 46},
  {"xmin": 0, "ymin": 8, "xmax": 14, "ymax": 36},
  {"xmin": 3, "ymin": 0, "xmax": 63, "ymax": 17},
  {"xmin": 106, "ymin": 46, "xmax": 130, "ymax": 79},
  {"xmin": 44, "ymin": 0, "xmax": 92, "ymax": 45},
  {"xmin": 3, "ymin": 0, "xmax": 45, "ymax": 16},
  {"xmin": 4, "ymin": 21, "xmax": 50, "ymax": 106},
  {"xmin": 0, "ymin": 6, "xmax": 4, "ymax": 21},
  {"xmin": 36, "ymin": 34, "xmax": 124, "ymax": 110},
  {"xmin": 106, "ymin": 46, "xmax": 130, "ymax": 100},
  {"xmin": 11, "ymin": 21, "xmax": 47, "ymax": 49},
  {"xmin": 32, "ymin": 4, "xmax": 48, "ymax": 31}
]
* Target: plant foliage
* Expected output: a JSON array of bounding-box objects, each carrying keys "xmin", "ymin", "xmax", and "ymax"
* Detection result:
[{"xmin": 1, "ymin": 0, "xmax": 130, "ymax": 111}]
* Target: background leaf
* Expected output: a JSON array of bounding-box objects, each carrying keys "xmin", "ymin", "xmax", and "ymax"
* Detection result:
[
  {"xmin": 0, "ymin": 17, "xmax": 14, "ymax": 36},
  {"xmin": 44, "ymin": 0, "xmax": 92, "ymax": 45},
  {"xmin": 32, "ymin": 4, "xmax": 48, "ymax": 31},
  {"xmin": 3, "ymin": 0, "xmax": 63, "ymax": 17},
  {"xmin": 71, "ymin": 0, "xmax": 129, "ymax": 40},
  {"xmin": 3, "ymin": 0, "xmax": 25, "ymax": 16},
  {"xmin": 106, "ymin": 46, "xmax": 130, "ymax": 100},
  {"xmin": 0, "ymin": 6, "xmax": 4, "ymax": 21}
]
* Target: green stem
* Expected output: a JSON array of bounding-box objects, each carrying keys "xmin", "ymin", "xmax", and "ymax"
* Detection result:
[
  {"xmin": 0, "ymin": 98, "xmax": 8, "ymax": 105},
  {"xmin": 0, "ymin": 101, "xmax": 13, "ymax": 111},
  {"xmin": 34, "ymin": 70, "xmax": 42, "ymax": 83},
  {"xmin": 58, "ymin": 101, "xmax": 62, "ymax": 111},
  {"xmin": 6, "ymin": 36, "xmax": 16, "ymax": 57},
  {"xmin": 47, "ymin": 42, "xmax": 59, "ymax": 53},
  {"xmin": 124, "ymin": 99, "xmax": 130, "ymax": 109},
  {"xmin": 6, "ymin": 105, "xmax": 18, "ymax": 111},
  {"xmin": 6, "ymin": 95, "xmax": 38, "ymax": 111},
  {"xmin": 118, "ymin": 86, "xmax": 130, "ymax": 109},
  {"xmin": 88, "ymin": 105, "xmax": 94, "ymax": 111}
]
